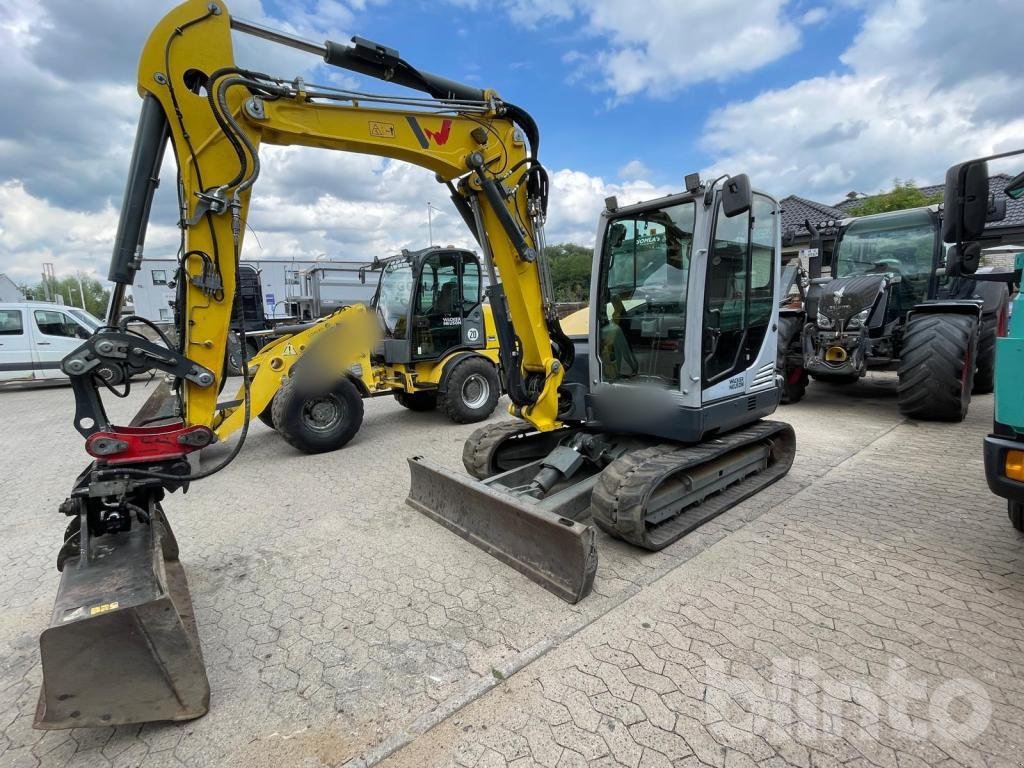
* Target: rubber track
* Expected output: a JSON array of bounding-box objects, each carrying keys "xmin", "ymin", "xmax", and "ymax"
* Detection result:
[
  {"xmin": 591, "ymin": 421, "xmax": 796, "ymax": 550},
  {"xmin": 897, "ymin": 313, "xmax": 977, "ymax": 421},
  {"xmin": 462, "ymin": 420, "xmax": 534, "ymax": 479}
]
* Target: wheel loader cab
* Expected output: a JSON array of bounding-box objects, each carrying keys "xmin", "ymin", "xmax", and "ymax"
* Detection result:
[{"xmin": 373, "ymin": 247, "xmax": 487, "ymax": 365}]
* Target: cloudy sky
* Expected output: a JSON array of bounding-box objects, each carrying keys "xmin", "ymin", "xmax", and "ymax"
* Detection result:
[{"xmin": 0, "ymin": 0, "xmax": 1021, "ymax": 285}]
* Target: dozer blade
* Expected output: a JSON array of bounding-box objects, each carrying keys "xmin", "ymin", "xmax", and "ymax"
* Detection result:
[
  {"xmin": 407, "ymin": 457, "xmax": 598, "ymax": 604},
  {"xmin": 34, "ymin": 515, "xmax": 209, "ymax": 729}
]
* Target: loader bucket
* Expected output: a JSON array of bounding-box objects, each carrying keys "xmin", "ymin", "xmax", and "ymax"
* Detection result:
[
  {"xmin": 406, "ymin": 457, "xmax": 598, "ymax": 603},
  {"xmin": 34, "ymin": 513, "xmax": 209, "ymax": 729}
]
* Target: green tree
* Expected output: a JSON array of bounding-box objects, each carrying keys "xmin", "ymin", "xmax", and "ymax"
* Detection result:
[
  {"xmin": 848, "ymin": 179, "xmax": 943, "ymax": 216},
  {"xmin": 22, "ymin": 273, "xmax": 110, "ymax": 317},
  {"xmin": 545, "ymin": 243, "xmax": 593, "ymax": 302}
]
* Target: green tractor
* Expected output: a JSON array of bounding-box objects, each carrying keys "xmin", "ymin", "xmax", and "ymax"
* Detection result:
[{"xmin": 777, "ymin": 203, "xmax": 1010, "ymax": 420}]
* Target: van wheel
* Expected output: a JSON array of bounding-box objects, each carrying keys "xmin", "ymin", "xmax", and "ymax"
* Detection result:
[
  {"xmin": 395, "ymin": 391, "xmax": 438, "ymax": 411},
  {"xmin": 439, "ymin": 357, "xmax": 500, "ymax": 424},
  {"xmin": 272, "ymin": 376, "xmax": 364, "ymax": 453}
]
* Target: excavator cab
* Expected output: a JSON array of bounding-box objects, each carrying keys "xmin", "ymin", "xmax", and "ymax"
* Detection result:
[
  {"xmin": 409, "ymin": 178, "xmax": 797, "ymax": 601},
  {"xmin": 372, "ymin": 247, "xmax": 488, "ymax": 365}
]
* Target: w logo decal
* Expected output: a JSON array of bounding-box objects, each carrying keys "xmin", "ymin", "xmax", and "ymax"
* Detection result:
[{"xmin": 407, "ymin": 117, "xmax": 453, "ymax": 148}]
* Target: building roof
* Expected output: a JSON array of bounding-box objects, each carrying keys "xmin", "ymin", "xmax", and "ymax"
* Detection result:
[
  {"xmin": 831, "ymin": 174, "xmax": 1024, "ymax": 232},
  {"xmin": 779, "ymin": 195, "xmax": 847, "ymax": 240},
  {"xmin": 782, "ymin": 174, "xmax": 1024, "ymax": 245}
]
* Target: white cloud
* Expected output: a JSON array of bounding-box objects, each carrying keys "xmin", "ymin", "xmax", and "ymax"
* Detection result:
[
  {"xmin": 799, "ymin": 7, "xmax": 828, "ymax": 26},
  {"xmin": 618, "ymin": 160, "xmax": 650, "ymax": 181},
  {"xmin": 702, "ymin": 0, "xmax": 1024, "ymax": 203},
  {"xmin": 480, "ymin": 0, "xmax": 802, "ymax": 101},
  {"xmin": 0, "ymin": 181, "xmax": 179, "ymax": 283},
  {"xmin": 545, "ymin": 170, "xmax": 674, "ymax": 244}
]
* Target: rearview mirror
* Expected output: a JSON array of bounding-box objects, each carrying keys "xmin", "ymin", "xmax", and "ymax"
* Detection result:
[
  {"xmin": 946, "ymin": 242, "xmax": 981, "ymax": 276},
  {"xmin": 722, "ymin": 174, "xmax": 752, "ymax": 218},
  {"xmin": 942, "ymin": 160, "xmax": 989, "ymax": 243},
  {"xmin": 609, "ymin": 222, "xmax": 627, "ymax": 248}
]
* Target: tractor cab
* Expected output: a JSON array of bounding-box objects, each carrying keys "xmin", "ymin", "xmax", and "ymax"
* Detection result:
[{"xmin": 370, "ymin": 247, "xmax": 489, "ymax": 365}]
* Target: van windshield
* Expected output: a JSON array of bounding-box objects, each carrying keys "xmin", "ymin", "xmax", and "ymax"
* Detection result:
[{"xmin": 67, "ymin": 308, "xmax": 103, "ymax": 331}]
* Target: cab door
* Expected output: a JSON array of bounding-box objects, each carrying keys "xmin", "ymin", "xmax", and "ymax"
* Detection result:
[
  {"xmin": 31, "ymin": 308, "xmax": 92, "ymax": 379},
  {"xmin": 0, "ymin": 308, "xmax": 34, "ymax": 382},
  {"xmin": 411, "ymin": 251, "xmax": 465, "ymax": 361},
  {"xmin": 701, "ymin": 194, "xmax": 776, "ymax": 397},
  {"xmin": 459, "ymin": 254, "xmax": 486, "ymax": 350}
]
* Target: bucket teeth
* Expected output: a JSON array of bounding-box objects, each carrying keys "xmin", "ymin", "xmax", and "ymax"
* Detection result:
[
  {"xmin": 34, "ymin": 513, "xmax": 208, "ymax": 729},
  {"xmin": 406, "ymin": 456, "xmax": 598, "ymax": 603}
]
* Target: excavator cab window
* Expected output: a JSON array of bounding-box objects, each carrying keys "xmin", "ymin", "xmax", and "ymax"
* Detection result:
[
  {"xmin": 596, "ymin": 202, "xmax": 695, "ymax": 387},
  {"xmin": 703, "ymin": 193, "xmax": 777, "ymax": 387}
]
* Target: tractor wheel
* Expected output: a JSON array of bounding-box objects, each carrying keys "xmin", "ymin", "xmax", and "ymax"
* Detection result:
[
  {"xmin": 776, "ymin": 314, "xmax": 806, "ymax": 405},
  {"xmin": 809, "ymin": 373, "xmax": 860, "ymax": 385},
  {"xmin": 394, "ymin": 390, "xmax": 438, "ymax": 411},
  {"xmin": 272, "ymin": 376, "xmax": 364, "ymax": 453},
  {"xmin": 1009, "ymin": 501, "xmax": 1024, "ymax": 532},
  {"xmin": 973, "ymin": 301, "xmax": 1008, "ymax": 394},
  {"xmin": 780, "ymin": 367, "xmax": 808, "ymax": 404},
  {"xmin": 439, "ymin": 356, "xmax": 501, "ymax": 424},
  {"xmin": 897, "ymin": 312, "xmax": 978, "ymax": 421}
]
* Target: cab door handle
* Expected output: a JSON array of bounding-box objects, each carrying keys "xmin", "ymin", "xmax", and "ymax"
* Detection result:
[{"xmin": 37, "ymin": 341, "xmax": 51, "ymax": 346}]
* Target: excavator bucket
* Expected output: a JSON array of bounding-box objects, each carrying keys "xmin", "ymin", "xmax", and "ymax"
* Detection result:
[
  {"xmin": 406, "ymin": 457, "xmax": 598, "ymax": 603},
  {"xmin": 34, "ymin": 509, "xmax": 209, "ymax": 729}
]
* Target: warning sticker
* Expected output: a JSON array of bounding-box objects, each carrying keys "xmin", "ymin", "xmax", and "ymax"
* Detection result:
[
  {"xmin": 89, "ymin": 601, "xmax": 119, "ymax": 616},
  {"xmin": 283, "ymin": 343, "xmax": 297, "ymax": 356},
  {"xmin": 369, "ymin": 121, "xmax": 396, "ymax": 138}
]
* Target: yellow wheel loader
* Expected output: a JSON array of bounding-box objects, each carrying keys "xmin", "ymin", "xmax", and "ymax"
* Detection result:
[
  {"xmin": 36, "ymin": 0, "xmax": 795, "ymax": 730},
  {"xmin": 210, "ymin": 246, "xmax": 503, "ymax": 453}
]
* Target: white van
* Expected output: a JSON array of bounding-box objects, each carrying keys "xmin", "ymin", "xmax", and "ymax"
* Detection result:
[{"xmin": 0, "ymin": 302, "xmax": 103, "ymax": 383}]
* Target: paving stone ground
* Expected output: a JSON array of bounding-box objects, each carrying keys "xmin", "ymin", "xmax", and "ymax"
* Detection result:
[{"xmin": 0, "ymin": 373, "xmax": 1020, "ymax": 767}]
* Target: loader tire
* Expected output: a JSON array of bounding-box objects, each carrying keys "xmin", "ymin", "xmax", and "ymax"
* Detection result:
[
  {"xmin": 973, "ymin": 304, "xmax": 1006, "ymax": 394},
  {"xmin": 440, "ymin": 356, "xmax": 500, "ymax": 424},
  {"xmin": 897, "ymin": 312, "xmax": 978, "ymax": 422},
  {"xmin": 395, "ymin": 390, "xmax": 438, "ymax": 411},
  {"xmin": 257, "ymin": 402, "xmax": 275, "ymax": 430},
  {"xmin": 225, "ymin": 333, "xmax": 245, "ymax": 377},
  {"xmin": 272, "ymin": 376, "xmax": 364, "ymax": 454}
]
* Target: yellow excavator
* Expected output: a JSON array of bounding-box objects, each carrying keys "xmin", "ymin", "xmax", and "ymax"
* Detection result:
[{"xmin": 36, "ymin": 0, "xmax": 795, "ymax": 730}]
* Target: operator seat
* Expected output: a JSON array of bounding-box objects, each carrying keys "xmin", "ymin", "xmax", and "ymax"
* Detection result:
[{"xmin": 436, "ymin": 281, "xmax": 459, "ymax": 314}]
